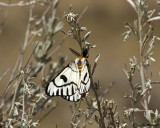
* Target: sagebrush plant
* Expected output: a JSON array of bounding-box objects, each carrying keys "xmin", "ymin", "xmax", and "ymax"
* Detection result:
[
  {"xmin": 1, "ymin": 0, "xmax": 160, "ymax": 128},
  {"xmin": 123, "ymin": 0, "xmax": 160, "ymax": 127},
  {"xmin": 0, "ymin": 0, "xmax": 66, "ymax": 127},
  {"xmin": 64, "ymin": 5, "xmax": 126, "ymax": 128}
]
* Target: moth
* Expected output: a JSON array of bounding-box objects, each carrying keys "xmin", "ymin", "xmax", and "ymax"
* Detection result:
[{"xmin": 46, "ymin": 48, "xmax": 91, "ymax": 101}]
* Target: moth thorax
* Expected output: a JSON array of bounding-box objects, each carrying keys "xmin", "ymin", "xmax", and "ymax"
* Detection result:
[
  {"xmin": 76, "ymin": 57, "xmax": 86, "ymax": 68},
  {"xmin": 77, "ymin": 59, "xmax": 82, "ymax": 66}
]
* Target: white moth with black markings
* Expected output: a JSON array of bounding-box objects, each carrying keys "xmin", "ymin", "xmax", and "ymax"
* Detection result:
[{"xmin": 46, "ymin": 56, "xmax": 90, "ymax": 101}]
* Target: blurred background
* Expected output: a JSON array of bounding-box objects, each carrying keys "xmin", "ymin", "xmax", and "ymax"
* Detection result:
[{"xmin": 0, "ymin": 0, "xmax": 160, "ymax": 127}]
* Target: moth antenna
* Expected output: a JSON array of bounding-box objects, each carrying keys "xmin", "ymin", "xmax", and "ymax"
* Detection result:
[{"xmin": 69, "ymin": 48, "xmax": 81, "ymax": 57}]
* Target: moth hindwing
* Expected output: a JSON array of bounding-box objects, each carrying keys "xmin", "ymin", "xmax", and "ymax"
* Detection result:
[{"xmin": 46, "ymin": 56, "xmax": 91, "ymax": 102}]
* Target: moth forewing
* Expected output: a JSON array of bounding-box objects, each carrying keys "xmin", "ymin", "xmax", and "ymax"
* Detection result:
[{"xmin": 46, "ymin": 56, "xmax": 91, "ymax": 102}]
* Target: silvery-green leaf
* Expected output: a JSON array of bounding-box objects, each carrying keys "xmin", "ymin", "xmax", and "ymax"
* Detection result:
[
  {"xmin": 13, "ymin": 107, "xmax": 18, "ymax": 116},
  {"xmin": 122, "ymin": 24, "xmax": 132, "ymax": 42},
  {"xmin": 126, "ymin": 0, "xmax": 137, "ymax": 12},
  {"xmin": 148, "ymin": 56, "xmax": 155, "ymax": 62},
  {"xmin": 44, "ymin": 40, "xmax": 53, "ymax": 52},
  {"xmin": 83, "ymin": 31, "xmax": 91, "ymax": 41},
  {"xmin": 54, "ymin": 21, "xmax": 64, "ymax": 34},
  {"xmin": 15, "ymin": 102, "xmax": 22, "ymax": 106},
  {"xmin": 32, "ymin": 120, "xmax": 39, "ymax": 127},
  {"xmin": 81, "ymin": 27, "xmax": 87, "ymax": 31},
  {"xmin": 148, "ymin": 16, "xmax": 160, "ymax": 22}
]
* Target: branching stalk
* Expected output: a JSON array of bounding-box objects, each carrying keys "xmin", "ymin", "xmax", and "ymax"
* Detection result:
[{"xmin": 137, "ymin": 2, "xmax": 149, "ymax": 115}]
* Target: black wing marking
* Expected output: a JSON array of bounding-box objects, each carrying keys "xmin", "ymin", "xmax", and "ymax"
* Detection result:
[
  {"xmin": 45, "ymin": 81, "xmax": 77, "ymax": 96},
  {"xmin": 62, "ymin": 91, "xmax": 82, "ymax": 101}
]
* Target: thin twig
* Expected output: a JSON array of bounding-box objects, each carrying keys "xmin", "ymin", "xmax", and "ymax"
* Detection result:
[
  {"xmin": 48, "ymin": 35, "xmax": 68, "ymax": 58},
  {"xmin": 35, "ymin": 3, "xmax": 53, "ymax": 31},
  {"xmin": 90, "ymin": 55, "xmax": 106, "ymax": 128},
  {"xmin": 9, "ymin": 54, "xmax": 22, "ymax": 82},
  {"xmin": 9, "ymin": 77, "xmax": 22, "ymax": 116},
  {"xmin": 51, "ymin": 0, "xmax": 59, "ymax": 20},
  {"xmin": 92, "ymin": 82, "xmax": 106, "ymax": 128},
  {"xmin": 0, "ymin": 68, "xmax": 11, "ymax": 81},
  {"xmin": 151, "ymin": 81, "xmax": 160, "ymax": 85},
  {"xmin": 77, "ymin": 7, "xmax": 88, "ymax": 24},
  {"xmin": 21, "ymin": 79, "xmax": 25, "ymax": 122},
  {"xmin": 98, "ymin": 82, "xmax": 115, "ymax": 101},
  {"xmin": 61, "ymin": 30, "xmax": 69, "ymax": 35},
  {"xmin": 39, "ymin": 105, "xmax": 56, "ymax": 123},
  {"xmin": 0, "ymin": 73, "xmax": 21, "ymax": 100}
]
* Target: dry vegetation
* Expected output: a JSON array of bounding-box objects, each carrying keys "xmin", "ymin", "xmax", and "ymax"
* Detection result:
[{"xmin": 0, "ymin": 0, "xmax": 160, "ymax": 128}]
